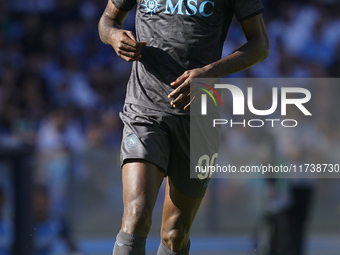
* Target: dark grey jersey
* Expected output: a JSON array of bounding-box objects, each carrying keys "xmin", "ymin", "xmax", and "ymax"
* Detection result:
[{"xmin": 111, "ymin": 0, "xmax": 263, "ymax": 114}]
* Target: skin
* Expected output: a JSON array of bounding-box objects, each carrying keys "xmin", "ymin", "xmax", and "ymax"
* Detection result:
[
  {"xmin": 99, "ymin": 0, "xmax": 269, "ymax": 252},
  {"xmin": 120, "ymin": 159, "xmax": 203, "ymax": 251},
  {"xmin": 120, "ymin": 160, "xmax": 164, "ymax": 237}
]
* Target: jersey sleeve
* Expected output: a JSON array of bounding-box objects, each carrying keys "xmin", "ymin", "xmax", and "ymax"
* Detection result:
[
  {"xmin": 111, "ymin": 0, "xmax": 136, "ymax": 12},
  {"xmin": 232, "ymin": 0, "xmax": 264, "ymax": 22}
]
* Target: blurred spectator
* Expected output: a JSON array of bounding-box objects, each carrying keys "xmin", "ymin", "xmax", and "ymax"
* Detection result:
[
  {"xmin": 33, "ymin": 185, "xmax": 82, "ymax": 255},
  {"xmin": 35, "ymin": 108, "xmax": 85, "ymax": 216},
  {"xmin": 0, "ymin": 0, "xmax": 340, "ymax": 244}
]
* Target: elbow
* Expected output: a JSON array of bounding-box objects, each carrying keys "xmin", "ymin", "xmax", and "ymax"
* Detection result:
[
  {"xmin": 260, "ymin": 36, "xmax": 270, "ymax": 61},
  {"xmin": 263, "ymin": 42, "xmax": 270, "ymax": 60},
  {"xmin": 98, "ymin": 32, "xmax": 106, "ymax": 45}
]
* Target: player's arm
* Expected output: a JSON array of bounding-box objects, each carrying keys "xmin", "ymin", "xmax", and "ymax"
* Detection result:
[
  {"xmin": 98, "ymin": 0, "xmax": 146, "ymax": 62},
  {"xmin": 169, "ymin": 14, "xmax": 269, "ymax": 109},
  {"xmin": 205, "ymin": 14, "xmax": 269, "ymax": 77},
  {"xmin": 204, "ymin": 13, "xmax": 269, "ymax": 77}
]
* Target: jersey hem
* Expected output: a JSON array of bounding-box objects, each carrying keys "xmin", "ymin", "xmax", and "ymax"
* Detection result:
[
  {"xmin": 120, "ymin": 154, "xmax": 168, "ymax": 174},
  {"xmin": 124, "ymin": 100, "xmax": 190, "ymax": 116}
]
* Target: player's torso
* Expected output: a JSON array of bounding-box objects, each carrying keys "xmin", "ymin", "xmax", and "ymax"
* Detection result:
[{"xmin": 126, "ymin": 0, "xmax": 234, "ymax": 114}]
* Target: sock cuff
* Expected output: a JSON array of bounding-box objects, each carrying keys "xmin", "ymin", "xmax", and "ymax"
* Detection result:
[
  {"xmin": 181, "ymin": 240, "xmax": 190, "ymax": 255},
  {"xmin": 159, "ymin": 240, "xmax": 191, "ymax": 255},
  {"xmin": 116, "ymin": 230, "xmax": 146, "ymax": 247}
]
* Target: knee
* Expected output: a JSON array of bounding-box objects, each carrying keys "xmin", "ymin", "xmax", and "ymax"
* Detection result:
[
  {"xmin": 122, "ymin": 203, "xmax": 153, "ymax": 235},
  {"xmin": 160, "ymin": 226, "xmax": 190, "ymax": 251}
]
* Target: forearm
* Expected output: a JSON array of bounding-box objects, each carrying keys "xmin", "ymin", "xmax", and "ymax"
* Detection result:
[
  {"xmin": 98, "ymin": 2, "xmax": 146, "ymax": 62},
  {"xmin": 203, "ymin": 36, "xmax": 269, "ymax": 78},
  {"xmin": 98, "ymin": 12, "xmax": 122, "ymax": 45}
]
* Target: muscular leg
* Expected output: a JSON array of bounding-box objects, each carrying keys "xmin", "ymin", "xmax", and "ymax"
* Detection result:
[
  {"xmin": 113, "ymin": 159, "xmax": 164, "ymax": 255},
  {"xmin": 158, "ymin": 178, "xmax": 203, "ymax": 254},
  {"xmin": 121, "ymin": 159, "xmax": 164, "ymax": 236}
]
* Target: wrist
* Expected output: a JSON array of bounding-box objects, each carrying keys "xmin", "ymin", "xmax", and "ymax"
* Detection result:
[
  {"xmin": 201, "ymin": 62, "xmax": 218, "ymax": 78},
  {"xmin": 107, "ymin": 28, "xmax": 117, "ymax": 46}
]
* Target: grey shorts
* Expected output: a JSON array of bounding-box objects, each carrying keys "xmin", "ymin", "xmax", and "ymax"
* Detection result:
[{"xmin": 119, "ymin": 103, "xmax": 220, "ymax": 198}]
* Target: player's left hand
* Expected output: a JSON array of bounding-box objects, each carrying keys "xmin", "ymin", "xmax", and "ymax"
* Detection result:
[{"xmin": 168, "ymin": 68, "xmax": 207, "ymax": 110}]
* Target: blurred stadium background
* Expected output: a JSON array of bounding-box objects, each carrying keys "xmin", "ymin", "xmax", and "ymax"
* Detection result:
[{"xmin": 0, "ymin": 0, "xmax": 340, "ymax": 254}]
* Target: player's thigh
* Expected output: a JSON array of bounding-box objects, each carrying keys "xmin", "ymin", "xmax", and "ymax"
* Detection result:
[
  {"xmin": 160, "ymin": 177, "xmax": 203, "ymax": 250},
  {"xmin": 121, "ymin": 159, "xmax": 164, "ymax": 235},
  {"xmin": 167, "ymin": 113, "xmax": 221, "ymax": 198}
]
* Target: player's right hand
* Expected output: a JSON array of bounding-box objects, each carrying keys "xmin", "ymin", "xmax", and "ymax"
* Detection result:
[{"xmin": 109, "ymin": 29, "xmax": 147, "ymax": 62}]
